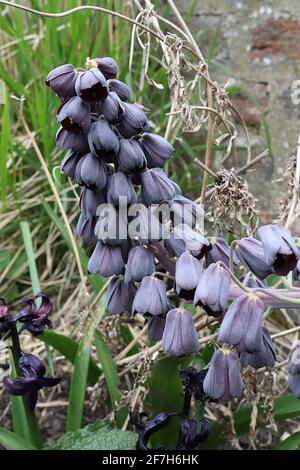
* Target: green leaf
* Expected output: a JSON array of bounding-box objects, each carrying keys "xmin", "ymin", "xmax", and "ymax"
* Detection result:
[
  {"xmin": 275, "ymin": 432, "xmax": 300, "ymax": 450},
  {"xmin": 20, "ymin": 221, "xmax": 41, "ymax": 294},
  {"xmin": 0, "ymin": 428, "xmax": 38, "ymax": 450},
  {"xmin": 94, "ymin": 330, "xmax": 127, "ymax": 427},
  {"xmin": 40, "ymin": 330, "xmax": 101, "ymax": 386},
  {"xmin": 49, "ymin": 421, "xmax": 137, "ymax": 450},
  {"xmin": 148, "ymin": 355, "xmax": 190, "ymax": 449}
]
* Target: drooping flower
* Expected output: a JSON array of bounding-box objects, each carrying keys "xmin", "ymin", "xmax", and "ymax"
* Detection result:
[
  {"xmin": 175, "ymin": 251, "xmax": 202, "ymax": 300},
  {"xmin": 0, "ymin": 301, "xmax": 13, "ymax": 339},
  {"xmin": 60, "ymin": 150, "xmax": 82, "ymax": 178},
  {"xmin": 88, "ymin": 117, "xmax": 120, "ymax": 158},
  {"xmin": 178, "ymin": 367, "xmax": 208, "ymax": 402},
  {"xmin": 177, "ymin": 417, "xmax": 211, "ymax": 450},
  {"xmin": 140, "ymin": 168, "xmax": 179, "ymax": 205},
  {"xmin": 194, "ymin": 263, "xmax": 231, "ymax": 317},
  {"xmin": 288, "ymin": 341, "xmax": 300, "ymax": 398},
  {"xmin": 125, "ymin": 246, "xmax": 155, "ymax": 283},
  {"xmin": 240, "ymin": 327, "xmax": 276, "ymax": 369},
  {"xmin": 168, "ymin": 195, "xmax": 204, "ymax": 229},
  {"xmin": 117, "ymin": 138, "xmax": 146, "ymax": 174},
  {"xmin": 57, "ymin": 96, "xmax": 91, "ymax": 133},
  {"xmin": 88, "ymin": 242, "xmax": 125, "ymax": 277},
  {"xmin": 128, "ymin": 205, "xmax": 162, "ymax": 244},
  {"xmin": 203, "ymin": 348, "xmax": 244, "ymax": 401},
  {"xmin": 3, "ymin": 353, "xmax": 60, "ymax": 412},
  {"xmin": 258, "ymin": 225, "xmax": 299, "ymax": 276},
  {"xmin": 15, "ymin": 293, "xmax": 52, "ymax": 337},
  {"xmin": 236, "ymin": 237, "xmax": 272, "ymax": 279},
  {"xmin": 162, "ymin": 308, "xmax": 199, "ymax": 356},
  {"xmin": 75, "ymin": 68, "xmax": 108, "ymax": 103},
  {"xmin": 107, "ymin": 172, "xmax": 136, "ymax": 206},
  {"xmin": 46, "ymin": 64, "xmax": 78, "ymax": 100},
  {"xmin": 93, "ymin": 57, "xmax": 118, "ymax": 80},
  {"xmin": 76, "ymin": 214, "xmax": 98, "ymax": 245},
  {"xmin": 108, "ymin": 79, "xmax": 131, "ymax": 101},
  {"xmin": 207, "ymin": 237, "xmax": 239, "ymax": 269},
  {"xmin": 138, "ymin": 133, "xmax": 174, "ymax": 168},
  {"xmin": 218, "ymin": 293, "xmax": 265, "ymax": 353},
  {"xmin": 80, "ymin": 187, "xmax": 107, "ymax": 219},
  {"xmin": 148, "ymin": 315, "xmax": 166, "ymax": 341},
  {"xmin": 100, "ymin": 91, "xmax": 125, "ymax": 124},
  {"xmin": 132, "ymin": 276, "xmax": 168, "ymax": 316},
  {"xmin": 56, "ymin": 126, "xmax": 89, "ymax": 153},
  {"xmin": 105, "ymin": 277, "xmax": 137, "ymax": 315},
  {"xmin": 164, "ymin": 230, "xmax": 186, "ymax": 257},
  {"xmin": 94, "ymin": 205, "xmax": 127, "ymax": 245},
  {"xmin": 173, "ymin": 224, "xmax": 211, "ymax": 258},
  {"xmin": 117, "ymin": 103, "xmax": 149, "ymax": 138},
  {"xmin": 75, "ymin": 153, "xmax": 108, "ymax": 190}
]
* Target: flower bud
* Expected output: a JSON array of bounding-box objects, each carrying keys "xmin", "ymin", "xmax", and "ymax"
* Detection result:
[
  {"xmin": 236, "ymin": 237, "xmax": 272, "ymax": 279},
  {"xmin": 57, "ymin": 96, "xmax": 91, "ymax": 133},
  {"xmin": 75, "ymin": 153, "xmax": 107, "ymax": 190},
  {"xmin": 56, "ymin": 126, "xmax": 89, "ymax": 153},
  {"xmin": 107, "ymin": 172, "xmax": 136, "ymax": 206},
  {"xmin": 93, "ymin": 57, "xmax": 118, "ymax": 80},
  {"xmin": 101, "ymin": 91, "xmax": 124, "ymax": 124},
  {"xmin": 203, "ymin": 348, "xmax": 244, "ymax": 401},
  {"xmin": 80, "ymin": 187, "xmax": 107, "ymax": 218},
  {"xmin": 138, "ymin": 133, "xmax": 174, "ymax": 168},
  {"xmin": 175, "ymin": 251, "xmax": 202, "ymax": 299},
  {"xmin": 218, "ymin": 293, "xmax": 265, "ymax": 353},
  {"xmin": 108, "ymin": 79, "xmax": 131, "ymax": 101},
  {"xmin": 125, "ymin": 246, "xmax": 155, "ymax": 283},
  {"xmin": 88, "ymin": 117, "xmax": 120, "ymax": 157},
  {"xmin": 75, "ymin": 68, "xmax": 108, "ymax": 103},
  {"xmin": 162, "ymin": 308, "xmax": 199, "ymax": 356},
  {"xmin": 240, "ymin": 327, "xmax": 276, "ymax": 369},
  {"xmin": 132, "ymin": 276, "xmax": 168, "ymax": 316},
  {"xmin": 194, "ymin": 263, "xmax": 230, "ymax": 317},
  {"xmin": 88, "ymin": 242, "xmax": 125, "ymax": 277},
  {"xmin": 140, "ymin": 168, "xmax": 179, "ymax": 205},
  {"xmin": 46, "ymin": 64, "xmax": 78, "ymax": 99},
  {"xmin": 76, "ymin": 214, "xmax": 98, "ymax": 244},
  {"xmin": 60, "ymin": 150, "xmax": 82, "ymax": 177},
  {"xmin": 288, "ymin": 341, "xmax": 300, "ymax": 398},
  {"xmin": 258, "ymin": 225, "xmax": 299, "ymax": 276},
  {"xmin": 105, "ymin": 276, "xmax": 137, "ymax": 315},
  {"xmin": 117, "ymin": 139, "xmax": 146, "ymax": 173},
  {"xmin": 117, "ymin": 103, "xmax": 149, "ymax": 138}
]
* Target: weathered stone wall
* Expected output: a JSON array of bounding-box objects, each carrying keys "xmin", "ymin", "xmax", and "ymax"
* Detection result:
[{"xmin": 178, "ymin": 0, "xmax": 300, "ymax": 219}]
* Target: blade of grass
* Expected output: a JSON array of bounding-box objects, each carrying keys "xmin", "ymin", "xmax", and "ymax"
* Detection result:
[
  {"xmin": 0, "ymin": 428, "xmax": 37, "ymax": 450},
  {"xmin": 0, "ymin": 85, "xmax": 11, "ymax": 208}
]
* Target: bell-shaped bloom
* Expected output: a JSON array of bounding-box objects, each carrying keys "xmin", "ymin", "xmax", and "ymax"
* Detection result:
[
  {"xmin": 128, "ymin": 205, "xmax": 162, "ymax": 244},
  {"xmin": 130, "ymin": 411, "xmax": 175, "ymax": 451},
  {"xmin": 80, "ymin": 187, "xmax": 107, "ymax": 218},
  {"xmin": 132, "ymin": 276, "xmax": 168, "ymax": 316},
  {"xmin": 0, "ymin": 302, "xmax": 13, "ymax": 339},
  {"xmin": 194, "ymin": 263, "xmax": 231, "ymax": 317},
  {"xmin": 177, "ymin": 417, "xmax": 210, "ymax": 450},
  {"xmin": 173, "ymin": 224, "xmax": 210, "ymax": 258},
  {"xmin": 117, "ymin": 103, "xmax": 149, "ymax": 138},
  {"xmin": 75, "ymin": 68, "xmax": 108, "ymax": 103},
  {"xmin": 3, "ymin": 353, "xmax": 60, "ymax": 412},
  {"xmin": 101, "ymin": 91, "xmax": 124, "ymax": 124},
  {"xmin": 203, "ymin": 348, "xmax": 244, "ymax": 402},
  {"xmin": 240, "ymin": 274, "xmax": 268, "ymax": 289},
  {"xmin": 88, "ymin": 117, "xmax": 120, "ymax": 158},
  {"xmin": 75, "ymin": 153, "xmax": 107, "ymax": 190},
  {"xmin": 178, "ymin": 367, "xmax": 208, "ymax": 402},
  {"xmin": 105, "ymin": 276, "xmax": 137, "ymax": 315},
  {"xmin": 117, "ymin": 138, "xmax": 146, "ymax": 173},
  {"xmin": 236, "ymin": 236, "xmax": 272, "ymax": 279},
  {"xmin": 168, "ymin": 195, "xmax": 204, "ymax": 229},
  {"xmin": 56, "ymin": 126, "xmax": 89, "ymax": 153},
  {"xmin": 125, "ymin": 246, "xmax": 155, "ymax": 283},
  {"xmin": 57, "ymin": 96, "xmax": 91, "ymax": 133},
  {"xmin": 140, "ymin": 168, "xmax": 179, "ymax": 205},
  {"xmin": 148, "ymin": 316, "xmax": 166, "ymax": 341},
  {"xmin": 108, "ymin": 79, "xmax": 131, "ymax": 101},
  {"xmin": 218, "ymin": 293, "xmax": 265, "ymax": 353},
  {"xmin": 207, "ymin": 237, "xmax": 239, "ymax": 269},
  {"xmin": 76, "ymin": 214, "xmax": 98, "ymax": 245},
  {"xmin": 288, "ymin": 341, "xmax": 300, "ymax": 398},
  {"xmin": 164, "ymin": 230, "xmax": 186, "ymax": 257},
  {"xmin": 60, "ymin": 149, "xmax": 82, "ymax": 178},
  {"xmin": 138, "ymin": 133, "xmax": 174, "ymax": 168},
  {"xmin": 46, "ymin": 64, "xmax": 77, "ymax": 100},
  {"xmin": 240, "ymin": 327, "xmax": 276, "ymax": 369},
  {"xmin": 107, "ymin": 172, "xmax": 136, "ymax": 206},
  {"xmin": 93, "ymin": 57, "xmax": 118, "ymax": 80},
  {"xmin": 94, "ymin": 205, "xmax": 127, "ymax": 245},
  {"xmin": 162, "ymin": 308, "xmax": 199, "ymax": 356},
  {"xmin": 258, "ymin": 225, "xmax": 299, "ymax": 276},
  {"xmin": 293, "ymin": 258, "xmax": 300, "ymax": 282},
  {"xmin": 175, "ymin": 251, "xmax": 202, "ymax": 299},
  {"xmin": 88, "ymin": 242, "xmax": 125, "ymax": 277},
  {"xmin": 15, "ymin": 293, "xmax": 52, "ymax": 337}
]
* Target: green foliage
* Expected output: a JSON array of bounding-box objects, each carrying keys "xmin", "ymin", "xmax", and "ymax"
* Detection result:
[
  {"xmin": 275, "ymin": 432, "xmax": 300, "ymax": 450},
  {"xmin": 0, "ymin": 428, "xmax": 38, "ymax": 450}
]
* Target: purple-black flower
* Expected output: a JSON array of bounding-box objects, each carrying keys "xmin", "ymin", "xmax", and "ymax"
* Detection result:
[
  {"xmin": 75, "ymin": 153, "xmax": 108, "ymax": 190},
  {"xmin": 173, "ymin": 224, "xmax": 210, "ymax": 258},
  {"xmin": 76, "ymin": 214, "xmax": 98, "ymax": 245},
  {"xmin": 288, "ymin": 341, "xmax": 300, "ymax": 398},
  {"xmin": 132, "ymin": 276, "xmax": 168, "ymax": 316},
  {"xmin": 117, "ymin": 139, "xmax": 146, "ymax": 174},
  {"xmin": 60, "ymin": 150, "xmax": 82, "ymax": 178},
  {"xmin": 75, "ymin": 68, "xmax": 108, "ymax": 103},
  {"xmin": 105, "ymin": 277, "xmax": 137, "ymax": 315},
  {"xmin": 125, "ymin": 246, "xmax": 155, "ymax": 283},
  {"xmin": 100, "ymin": 91, "xmax": 124, "ymax": 124},
  {"xmin": 3, "ymin": 353, "xmax": 60, "ymax": 412},
  {"xmin": 203, "ymin": 348, "xmax": 244, "ymax": 402},
  {"xmin": 0, "ymin": 301, "xmax": 13, "ymax": 339},
  {"xmin": 15, "ymin": 293, "xmax": 52, "ymax": 337},
  {"xmin": 57, "ymin": 96, "xmax": 91, "ymax": 133},
  {"xmin": 130, "ymin": 411, "xmax": 175, "ymax": 450},
  {"xmin": 80, "ymin": 187, "xmax": 107, "ymax": 219},
  {"xmin": 93, "ymin": 57, "xmax": 118, "ymax": 80},
  {"xmin": 138, "ymin": 133, "xmax": 174, "ymax": 168},
  {"xmin": 46, "ymin": 64, "xmax": 78, "ymax": 100},
  {"xmin": 94, "ymin": 205, "xmax": 127, "ymax": 245},
  {"xmin": 236, "ymin": 236, "xmax": 272, "ymax": 279},
  {"xmin": 108, "ymin": 79, "xmax": 131, "ymax": 101},
  {"xmin": 107, "ymin": 172, "xmax": 136, "ymax": 206},
  {"xmin": 88, "ymin": 117, "xmax": 120, "ymax": 158},
  {"xmin": 88, "ymin": 242, "xmax": 125, "ymax": 277},
  {"xmin": 148, "ymin": 316, "xmax": 166, "ymax": 341},
  {"xmin": 207, "ymin": 237, "xmax": 239, "ymax": 269},
  {"xmin": 162, "ymin": 308, "xmax": 199, "ymax": 356},
  {"xmin": 175, "ymin": 251, "xmax": 202, "ymax": 300},
  {"xmin": 194, "ymin": 263, "xmax": 231, "ymax": 317},
  {"xmin": 56, "ymin": 126, "xmax": 89, "ymax": 153},
  {"xmin": 240, "ymin": 327, "xmax": 276, "ymax": 369},
  {"xmin": 117, "ymin": 103, "xmax": 149, "ymax": 138},
  {"xmin": 178, "ymin": 367, "xmax": 208, "ymax": 402},
  {"xmin": 177, "ymin": 417, "xmax": 211, "ymax": 450},
  {"xmin": 140, "ymin": 168, "xmax": 179, "ymax": 205}
]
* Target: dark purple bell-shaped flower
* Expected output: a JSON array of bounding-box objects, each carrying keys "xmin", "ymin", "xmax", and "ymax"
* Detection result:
[
  {"xmin": 117, "ymin": 138, "xmax": 146, "ymax": 174},
  {"xmin": 168, "ymin": 195, "xmax": 204, "ymax": 229},
  {"xmin": 15, "ymin": 293, "xmax": 52, "ymax": 337},
  {"xmin": 132, "ymin": 276, "xmax": 168, "ymax": 316},
  {"xmin": 236, "ymin": 236, "xmax": 272, "ymax": 279},
  {"xmin": 288, "ymin": 341, "xmax": 300, "ymax": 398},
  {"xmin": 128, "ymin": 205, "xmax": 162, "ymax": 244},
  {"xmin": 125, "ymin": 246, "xmax": 155, "ymax": 283},
  {"xmin": 162, "ymin": 308, "xmax": 199, "ymax": 356},
  {"xmin": 75, "ymin": 153, "xmax": 108, "ymax": 190},
  {"xmin": 60, "ymin": 149, "xmax": 82, "ymax": 178},
  {"xmin": 80, "ymin": 187, "xmax": 107, "ymax": 218},
  {"xmin": 148, "ymin": 315, "xmax": 166, "ymax": 341},
  {"xmin": 94, "ymin": 205, "xmax": 127, "ymax": 245},
  {"xmin": 93, "ymin": 57, "xmax": 118, "ymax": 80},
  {"xmin": 258, "ymin": 225, "xmax": 299, "ymax": 276},
  {"xmin": 88, "ymin": 117, "xmax": 120, "ymax": 158},
  {"xmin": 164, "ymin": 230, "xmax": 186, "ymax": 257},
  {"xmin": 117, "ymin": 103, "xmax": 149, "ymax": 138},
  {"xmin": 101, "ymin": 91, "xmax": 124, "ymax": 124},
  {"xmin": 105, "ymin": 276, "xmax": 137, "ymax": 315},
  {"xmin": 175, "ymin": 251, "xmax": 202, "ymax": 300},
  {"xmin": 194, "ymin": 263, "xmax": 231, "ymax": 317},
  {"xmin": 207, "ymin": 237, "xmax": 239, "ymax": 269},
  {"xmin": 178, "ymin": 367, "xmax": 208, "ymax": 402},
  {"xmin": 46, "ymin": 64, "xmax": 78, "ymax": 100},
  {"xmin": 108, "ymin": 79, "xmax": 131, "ymax": 101},
  {"xmin": 0, "ymin": 301, "xmax": 13, "ymax": 339},
  {"xmin": 173, "ymin": 224, "xmax": 210, "ymax": 258},
  {"xmin": 56, "ymin": 126, "xmax": 89, "ymax": 153},
  {"xmin": 203, "ymin": 348, "xmax": 244, "ymax": 402},
  {"xmin": 138, "ymin": 133, "xmax": 174, "ymax": 168},
  {"xmin": 88, "ymin": 242, "xmax": 125, "ymax": 277},
  {"xmin": 3, "ymin": 353, "xmax": 61, "ymax": 412},
  {"xmin": 75, "ymin": 68, "xmax": 108, "ymax": 103},
  {"xmin": 177, "ymin": 417, "xmax": 211, "ymax": 450},
  {"xmin": 107, "ymin": 172, "xmax": 136, "ymax": 206},
  {"xmin": 240, "ymin": 327, "xmax": 276, "ymax": 369},
  {"xmin": 218, "ymin": 293, "xmax": 265, "ymax": 353},
  {"xmin": 140, "ymin": 168, "xmax": 178, "ymax": 205},
  {"xmin": 293, "ymin": 258, "xmax": 300, "ymax": 282},
  {"xmin": 57, "ymin": 96, "xmax": 91, "ymax": 133},
  {"xmin": 76, "ymin": 214, "xmax": 98, "ymax": 245}
]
